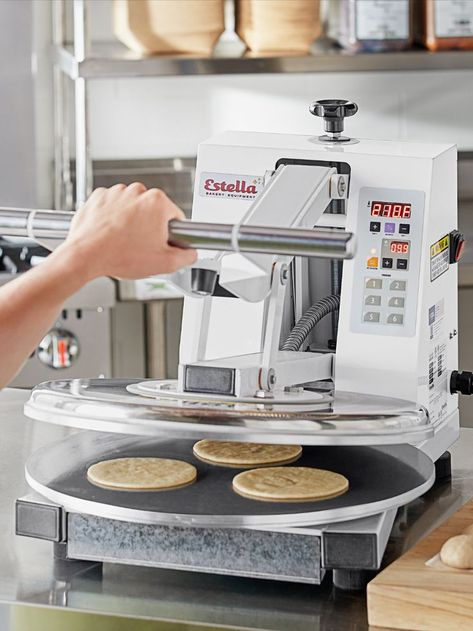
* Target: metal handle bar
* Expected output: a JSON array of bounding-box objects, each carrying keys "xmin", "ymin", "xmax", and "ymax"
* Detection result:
[{"xmin": 0, "ymin": 207, "xmax": 354, "ymax": 260}]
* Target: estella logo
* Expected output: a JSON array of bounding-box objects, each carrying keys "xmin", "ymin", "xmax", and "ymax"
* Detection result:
[
  {"xmin": 199, "ymin": 172, "xmax": 263, "ymax": 199},
  {"xmin": 204, "ymin": 178, "xmax": 258, "ymax": 194}
]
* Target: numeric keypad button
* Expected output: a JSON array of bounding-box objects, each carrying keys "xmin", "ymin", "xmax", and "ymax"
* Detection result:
[
  {"xmin": 387, "ymin": 313, "xmax": 404, "ymax": 325},
  {"xmin": 388, "ymin": 296, "xmax": 405, "ymax": 308},
  {"xmin": 365, "ymin": 295, "xmax": 382, "ymax": 306},
  {"xmin": 364, "ymin": 312, "xmax": 381, "ymax": 323},
  {"xmin": 365, "ymin": 278, "xmax": 383, "ymax": 290},
  {"xmin": 390, "ymin": 280, "xmax": 406, "ymax": 291}
]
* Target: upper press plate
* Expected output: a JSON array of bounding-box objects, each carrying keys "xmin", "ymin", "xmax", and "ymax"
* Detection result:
[{"xmin": 24, "ymin": 379, "xmax": 432, "ymax": 446}]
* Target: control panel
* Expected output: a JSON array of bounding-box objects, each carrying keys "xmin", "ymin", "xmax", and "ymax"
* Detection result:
[{"xmin": 350, "ymin": 187, "xmax": 425, "ymax": 337}]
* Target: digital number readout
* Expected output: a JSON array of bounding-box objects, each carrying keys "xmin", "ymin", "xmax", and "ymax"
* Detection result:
[
  {"xmin": 371, "ymin": 201, "xmax": 411, "ymax": 219},
  {"xmin": 390, "ymin": 241, "xmax": 409, "ymax": 254}
]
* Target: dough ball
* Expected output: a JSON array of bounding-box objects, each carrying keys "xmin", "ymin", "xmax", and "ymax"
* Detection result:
[{"xmin": 440, "ymin": 534, "xmax": 473, "ymax": 569}]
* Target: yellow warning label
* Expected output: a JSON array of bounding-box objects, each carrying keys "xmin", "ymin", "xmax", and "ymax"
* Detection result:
[
  {"xmin": 430, "ymin": 234, "xmax": 450, "ymax": 282},
  {"xmin": 430, "ymin": 235, "xmax": 449, "ymax": 258}
]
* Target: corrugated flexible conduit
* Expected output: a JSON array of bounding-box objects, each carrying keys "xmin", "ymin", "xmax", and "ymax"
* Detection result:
[{"xmin": 281, "ymin": 295, "xmax": 340, "ymax": 352}]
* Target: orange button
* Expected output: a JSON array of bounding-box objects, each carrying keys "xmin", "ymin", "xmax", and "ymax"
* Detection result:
[{"xmin": 367, "ymin": 256, "xmax": 379, "ymax": 269}]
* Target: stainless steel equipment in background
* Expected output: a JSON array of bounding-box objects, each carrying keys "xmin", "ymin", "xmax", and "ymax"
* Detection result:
[
  {"xmin": 0, "ymin": 238, "xmax": 116, "ymax": 387},
  {"xmin": 0, "ymin": 237, "xmax": 145, "ymax": 387}
]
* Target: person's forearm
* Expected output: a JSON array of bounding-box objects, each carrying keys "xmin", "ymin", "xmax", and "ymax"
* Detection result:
[
  {"xmin": 0, "ymin": 243, "xmax": 93, "ymax": 388},
  {"xmin": 0, "ymin": 183, "xmax": 196, "ymax": 389}
]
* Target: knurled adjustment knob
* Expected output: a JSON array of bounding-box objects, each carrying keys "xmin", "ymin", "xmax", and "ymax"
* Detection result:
[{"xmin": 309, "ymin": 99, "xmax": 358, "ymax": 142}]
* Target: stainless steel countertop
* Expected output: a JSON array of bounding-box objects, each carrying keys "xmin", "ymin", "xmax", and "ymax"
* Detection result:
[{"xmin": 1, "ymin": 388, "xmax": 473, "ymax": 631}]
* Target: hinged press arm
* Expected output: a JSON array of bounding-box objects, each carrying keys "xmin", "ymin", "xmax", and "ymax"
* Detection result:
[{"xmin": 175, "ymin": 163, "xmax": 352, "ymax": 397}]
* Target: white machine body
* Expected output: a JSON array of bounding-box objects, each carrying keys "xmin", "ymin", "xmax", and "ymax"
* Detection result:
[{"xmin": 178, "ymin": 130, "xmax": 459, "ymax": 453}]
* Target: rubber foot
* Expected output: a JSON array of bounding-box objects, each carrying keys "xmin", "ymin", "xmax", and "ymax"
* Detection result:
[
  {"xmin": 332, "ymin": 568, "xmax": 375, "ymax": 591},
  {"xmin": 434, "ymin": 451, "xmax": 452, "ymax": 484}
]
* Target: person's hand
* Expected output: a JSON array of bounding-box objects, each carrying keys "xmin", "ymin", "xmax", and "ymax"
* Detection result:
[{"xmin": 55, "ymin": 183, "xmax": 197, "ymax": 281}]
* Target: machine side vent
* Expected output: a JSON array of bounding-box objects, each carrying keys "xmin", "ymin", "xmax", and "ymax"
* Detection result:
[{"xmin": 184, "ymin": 366, "xmax": 235, "ymax": 396}]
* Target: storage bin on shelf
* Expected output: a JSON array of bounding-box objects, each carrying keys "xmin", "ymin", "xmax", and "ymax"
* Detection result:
[
  {"xmin": 113, "ymin": 0, "xmax": 225, "ymax": 56},
  {"xmin": 331, "ymin": 0, "xmax": 412, "ymax": 52},
  {"xmin": 415, "ymin": 0, "xmax": 473, "ymax": 51},
  {"xmin": 235, "ymin": 0, "xmax": 321, "ymax": 53}
]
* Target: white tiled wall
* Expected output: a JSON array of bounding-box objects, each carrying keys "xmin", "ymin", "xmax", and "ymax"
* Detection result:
[{"xmin": 88, "ymin": 69, "xmax": 473, "ymax": 159}]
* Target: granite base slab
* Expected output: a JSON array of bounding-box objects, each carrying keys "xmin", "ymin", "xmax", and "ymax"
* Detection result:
[{"xmin": 67, "ymin": 513, "xmax": 324, "ymax": 584}]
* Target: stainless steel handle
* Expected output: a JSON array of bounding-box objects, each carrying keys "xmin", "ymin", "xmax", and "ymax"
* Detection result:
[
  {"xmin": 0, "ymin": 208, "xmax": 72, "ymax": 239},
  {"xmin": 168, "ymin": 221, "xmax": 354, "ymax": 259},
  {"xmin": 0, "ymin": 207, "xmax": 354, "ymax": 260}
]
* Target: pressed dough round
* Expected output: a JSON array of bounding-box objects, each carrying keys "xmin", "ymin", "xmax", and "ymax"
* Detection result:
[
  {"xmin": 440, "ymin": 534, "xmax": 473, "ymax": 569},
  {"xmin": 87, "ymin": 457, "xmax": 197, "ymax": 491},
  {"xmin": 193, "ymin": 440, "xmax": 302, "ymax": 468},
  {"xmin": 232, "ymin": 466, "xmax": 349, "ymax": 502}
]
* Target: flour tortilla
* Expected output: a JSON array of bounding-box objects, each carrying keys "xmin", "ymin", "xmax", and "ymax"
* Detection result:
[
  {"xmin": 232, "ymin": 466, "xmax": 349, "ymax": 502},
  {"xmin": 87, "ymin": 457, "xmax": 197, "ymax": 490},
  {"xmin": 193, "ymin": 440, "xmax": 302, "ymax": 468}
]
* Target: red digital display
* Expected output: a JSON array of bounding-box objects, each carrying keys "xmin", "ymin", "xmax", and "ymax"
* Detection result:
[
  {"xmin": 371, "ymin": 201, "xmax": 411, "ymax": 219},
  {"xmin": 390, "ymin": 241, "xmax": 409, "ymax": 254}
]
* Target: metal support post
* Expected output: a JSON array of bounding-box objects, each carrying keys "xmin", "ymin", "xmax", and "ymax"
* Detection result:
[{"xmin": 73, "ymin": 0, "xmax": 92, "ymax": 206}]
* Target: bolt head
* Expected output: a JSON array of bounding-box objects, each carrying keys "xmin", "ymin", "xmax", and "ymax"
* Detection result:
[{"xmin": 280, "ymin": 266, "xmax": 289, "ymax": 284}]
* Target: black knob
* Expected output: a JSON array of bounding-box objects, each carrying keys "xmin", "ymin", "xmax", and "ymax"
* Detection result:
[
  {"xmin": 450, "ymin": 370, "xmax": 473, "ymax": 395},
  {"xmin": 309, "ymin": 99, "xmax": 358, "ymax": 141}
]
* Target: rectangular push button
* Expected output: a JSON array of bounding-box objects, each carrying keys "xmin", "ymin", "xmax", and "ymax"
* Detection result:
[
  {"xmin": 399, "ymin": 223, "xmax": 410, "ymax": 234},
  {"xmin": 382, "ymin": 258, "xmax": 393, "ymax": 269},
  {"xmin": 389, "ymin": 296, "xmax": 405, "ymax": 308},
  {"xmin": 365, "ymin": 278, "xmax": 383, "ymax": 290},
  {"xmin": 367, "ymin": 256, "xmax": 379, "ymax": 269},
  {"xmin": 390, "ymin": 280, "xmax": 406, "ymax": 291},
  {"xmin": 365, "ymin": 295, "xmax": 381, "ymax": 306},
  {"xmin": 364, "ymin": 312, "xmax": 380, "ymax": 323},
  {"xmin": 396, "ymin": 259, "xmax": 408, "ymax": 270},
  {"xmin": 387, "ymin": 313, "xmax": 404, "ymax": 325}
]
